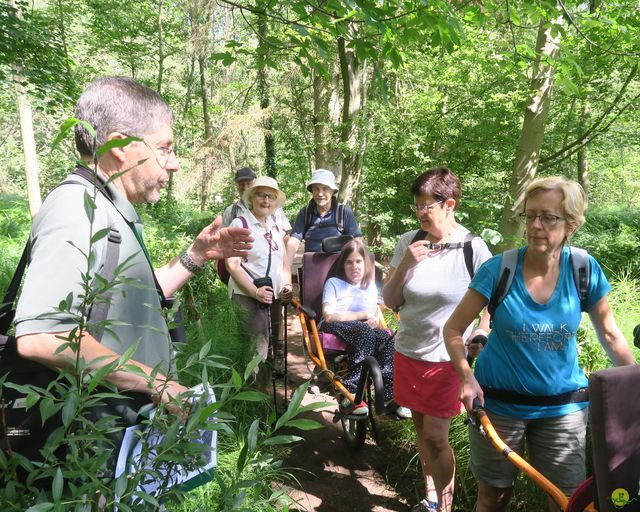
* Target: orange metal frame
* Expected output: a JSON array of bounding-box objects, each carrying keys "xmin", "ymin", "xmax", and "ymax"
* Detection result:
[
  {"xmin": 290, "ymin": 298, "xmax": 389, "ymax": 407},
  {"xmin": 475, "ymin": 407, "xmax": 596, "ymax": 512}
]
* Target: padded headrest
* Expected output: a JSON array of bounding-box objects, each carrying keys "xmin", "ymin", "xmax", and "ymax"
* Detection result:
[
  {"xmin": 302, "ymin": 252, "xmax": 341, "ymax": 319},
  {"xmin": 589, "ymin": 364, "xmax": 640, "ymax": 511},
  {"xmin": 321, "ymin": 235, "xmax": 354, "ymax": 254}
]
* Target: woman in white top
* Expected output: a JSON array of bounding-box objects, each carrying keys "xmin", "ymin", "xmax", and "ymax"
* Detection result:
[
  {"xmin": 382, "ymin": 167, "xmax": 492, "ymax": 512},
  {"xmin": 226, "ymin": 176, "xmax": 293, "ymax": 389},
  {"xmin": 321, "ymin": 239, "xmax": 408, "ymax": 418}
]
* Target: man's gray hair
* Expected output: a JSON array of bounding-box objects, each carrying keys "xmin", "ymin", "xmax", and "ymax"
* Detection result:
[{"xmin": 74, "ymin": 76, "xmax": 174, "ymax": 157}]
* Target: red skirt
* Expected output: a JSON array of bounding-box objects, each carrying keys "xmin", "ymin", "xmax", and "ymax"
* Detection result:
[{"xmin": 393, "ymin": 351, "xmax": 463, "ymax": 418}]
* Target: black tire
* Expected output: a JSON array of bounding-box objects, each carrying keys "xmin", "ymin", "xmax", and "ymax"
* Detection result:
[{"xmin": 341, "ymin": 414, "xmax": 367, "ymax": 449}]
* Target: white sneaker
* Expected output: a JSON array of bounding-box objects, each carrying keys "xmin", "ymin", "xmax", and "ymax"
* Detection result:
[
  {"xmin": 384, "ymin": 399, "xmax": 412, "ymax": 418},
  {"xmin": 395, "ymin": 406, "xmax": 412, "ymax": 419}
]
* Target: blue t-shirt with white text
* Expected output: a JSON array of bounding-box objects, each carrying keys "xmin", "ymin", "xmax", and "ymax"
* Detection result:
[{"xmin": 470, "ymin": 246, "xmax": 611, "ymax": 419}]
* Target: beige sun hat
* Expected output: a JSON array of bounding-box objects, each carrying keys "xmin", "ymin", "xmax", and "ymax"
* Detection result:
[
  {"xmin": 306, "ymin": 169, "xmax": 338, "ymax": 193},
  {"xmin": 243, "ymin": 176, "xmax": 286, "ymax": 208}
]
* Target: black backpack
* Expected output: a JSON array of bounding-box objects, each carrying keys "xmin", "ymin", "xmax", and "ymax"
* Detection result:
[{"xmin": 302, "ymin": 197, "xmax": 345, "ymax": 238}]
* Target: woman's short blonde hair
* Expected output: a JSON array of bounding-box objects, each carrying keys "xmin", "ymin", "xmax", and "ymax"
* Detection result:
[{"xmin": 523, "ymin": 176, "xmax": 587, "ymax": 233}]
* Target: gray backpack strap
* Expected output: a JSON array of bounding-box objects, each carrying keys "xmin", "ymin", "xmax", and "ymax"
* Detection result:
[
  {"xmin": 570, "ymin": 246, "xmax": 590, "ymax": 312},
  {"xmin": 488, "ymin": 248, "xmax": 519, "ymax": 320},
  {"xmin": 88, "ymin": 217, "xmax": 122, "ymax": 342},
  {"xmin": 231, "ymin": 200, "xmax": 241, "ymax": 220},
  {"xmin": 58, "ymin": 177, "xmax": 122, "ymax": 341}
]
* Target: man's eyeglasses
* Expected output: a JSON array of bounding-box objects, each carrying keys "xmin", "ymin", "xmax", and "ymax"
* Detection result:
[
  {"xmin": 255, "ymin": 191, "xmax": 278, "ymax": 202},
  {"xmin": 410, "ymin": 200, "xmax": 443, "ymax": 213},
  {"xmin": 150, "ymin": 145, "xmax": 176, "ymax": 168},
  {"xmin": 519, "ymin": 212, "xmax": 565, "ymax": 227},
  {"xmin": 118, "ymin": 132, "xmax": 176, "ymax": 168}
]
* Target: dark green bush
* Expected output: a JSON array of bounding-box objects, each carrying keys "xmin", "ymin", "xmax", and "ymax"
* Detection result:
[{"xmin": 573, "ymin": 207, "xmax": 640, "ymax": 279}]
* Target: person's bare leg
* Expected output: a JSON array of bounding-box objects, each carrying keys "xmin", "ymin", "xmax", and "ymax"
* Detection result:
[
  {"xmin": 476, "ymin": 482, "xmax": 512, "ymax": 512},
  {"xmin": 546, "ymin": 496, "xmax": 562, "ymax": 512},
  {"xmin": 412, "ymin": 412, "xmax": 438, "ymax": 505},
  {"xmin": 421, "ymin": 415, "xmax": 454, "ymax": 511}
]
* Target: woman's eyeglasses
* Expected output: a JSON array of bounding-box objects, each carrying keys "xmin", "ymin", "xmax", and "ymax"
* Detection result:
[
  {"xmin": 410, "ymin": 200, "xmax": 443, "ymax": 213},
  {"xmin": 255, "ymin": 192, "xmax": 278, "ymax": 202},
  {"xmin": 519, "ymin": 212, "xmax": 565, "ymax": 227}
]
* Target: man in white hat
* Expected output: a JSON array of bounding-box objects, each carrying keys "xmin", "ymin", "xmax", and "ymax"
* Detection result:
[{"xmin": 286, "ymin": 169, "xmax": 361, "ymax": 258}]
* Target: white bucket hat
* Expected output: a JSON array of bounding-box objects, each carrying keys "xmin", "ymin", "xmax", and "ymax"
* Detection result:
[
  {"xmin": 307, "ymin": 169, "xmax": 338, "ymax": 193},
  {"xmin": 243, "ymin": 176, "xmax": 286, "ymax": 208}
]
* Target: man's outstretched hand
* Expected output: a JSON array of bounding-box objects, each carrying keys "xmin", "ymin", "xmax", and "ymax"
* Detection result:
[{"xmin": 191, "ymin": 215, "xmax": 254, "ymax": 263}]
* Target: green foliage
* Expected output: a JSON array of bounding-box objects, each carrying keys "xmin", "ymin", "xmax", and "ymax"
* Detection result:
[{"xmin": 572, "ymin": 207, "xmax": 640, "ymax": 278}]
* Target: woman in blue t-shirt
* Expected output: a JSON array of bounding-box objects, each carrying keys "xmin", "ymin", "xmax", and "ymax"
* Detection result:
[
  {"xmin": 444, "ymin": 176, "xmax": 635, "ymax": 512},
  {"xmin": 321, "ymin": 239, "xmax": 410, "ymax": 418}
]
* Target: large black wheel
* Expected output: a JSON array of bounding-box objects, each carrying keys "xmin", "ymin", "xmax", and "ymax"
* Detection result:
[{"xmin": 340, "ymin": 413, "xmax": 367, "ymax": 449}]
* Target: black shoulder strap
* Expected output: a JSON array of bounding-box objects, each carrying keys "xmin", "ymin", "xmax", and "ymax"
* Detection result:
[
  {"xmin": 410, "ymin": 229, "xmax": 427, "ymax": 245},
  {"xmin": 0, "ymin": 241, "xmax": 30, "ymax": 334},
  {"xmin": 86, "ymin": 220, "xmax": 122, "ymax": 342},
  {"xmin": 302, "ymin": 200, "xmax": 313, "ymax": 238},
  {"xmin": 487, "ymin": 248, "xmax": 519, "ymax": 320},
  {"xmin": 463, "ymin": 241, "xmax": 475, "ymax": 279},
  {"xmin": 570, "ymin": 246, "xmax": 590, "ymax": 312},
  {"xmin": 56, "ymin": 172, "xmax": 123, "ymax": 341},
  {"xmin": 336, "ymin": 203, "xmax": 345, "ymax": 233}
]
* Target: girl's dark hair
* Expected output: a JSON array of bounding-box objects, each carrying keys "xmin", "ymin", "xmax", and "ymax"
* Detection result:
[
  {"xmin": 335, "ymin": 239, "xmax": 372, "ymax": 289},
  {"xmin": 410, "ymin": 167, "xmax": 461, "ymax": 207}
]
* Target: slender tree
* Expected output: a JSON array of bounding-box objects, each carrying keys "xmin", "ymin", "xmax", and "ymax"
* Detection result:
[{"xmin": 496, "ymin": 7, "xmax": 565, "ymax": 252}]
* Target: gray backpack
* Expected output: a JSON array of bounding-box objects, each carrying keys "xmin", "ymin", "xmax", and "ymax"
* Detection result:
[{"xmin": 487, "ymin": 246, "xmax": 591, "ymax": 321}]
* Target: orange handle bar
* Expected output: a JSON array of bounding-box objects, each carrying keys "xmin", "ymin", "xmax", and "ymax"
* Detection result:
[{"xmin": 472, "ymin": 403, "xmax": 596, "ymax": 512}]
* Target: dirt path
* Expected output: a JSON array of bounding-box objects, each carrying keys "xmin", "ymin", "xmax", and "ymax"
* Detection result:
[{"xmin": 277, "ymin": 306, "xmax": 419, "ymax": 512}]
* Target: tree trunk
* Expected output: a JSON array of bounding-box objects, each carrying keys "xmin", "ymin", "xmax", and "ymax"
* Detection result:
[
  {"xmin": 198, "ymin": 54, "xmax": 213, "ymax": 211},
  {"xmin": 198, "ymin": 55, "xmax": 212, "ymax": 141},
  {"xmin": 496, "ymin": 11, "xmax": 564, "ymax": 252},
  {"xmin": 577, "ymin": 102, "xmax": 590, "ymax": 200},
  {"xmin": 10, "ymin": 0, "xmax": 41, "ymax": 218},
  {"xmin": 313, "ymin": 67, "xmax": 341, "ymax": 174},
  {"xmin": 16, "ymin": 90, "xmax": 42, "ymax": 218},
  {"xmin": 336, "ymin": 32, "xmax": 366, "ymax": 206},
  {"xmin": 256, "ymin": 12, "xmax": 276, "ymax": 178},
  {"xmin": 156, "ymin": 0, "xmax": 165, "ymax": 94}
]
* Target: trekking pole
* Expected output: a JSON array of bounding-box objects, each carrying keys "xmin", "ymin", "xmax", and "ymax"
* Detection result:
[
  {"xmin": 283, "ymin": 302, "xmax": 289, "ymax": 409},
  {"xmin": 266, "ymin": 302, "xmax": 279, "ymax": 415}
]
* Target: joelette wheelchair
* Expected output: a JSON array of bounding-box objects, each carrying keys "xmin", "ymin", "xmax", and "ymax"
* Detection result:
[{"xmin": 289, "ymin": 248, "xmax": 397, "ymax": 450}]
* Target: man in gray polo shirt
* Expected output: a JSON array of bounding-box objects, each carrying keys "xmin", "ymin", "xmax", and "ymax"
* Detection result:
[{"xmin": 14, "ymin": 76, "xmax": 253, "ymax": 413}]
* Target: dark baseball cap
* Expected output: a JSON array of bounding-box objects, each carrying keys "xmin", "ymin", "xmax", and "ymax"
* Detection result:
[{"xmin": 234, "ymin": 167, "xmax": 257, "ymax": 183}]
